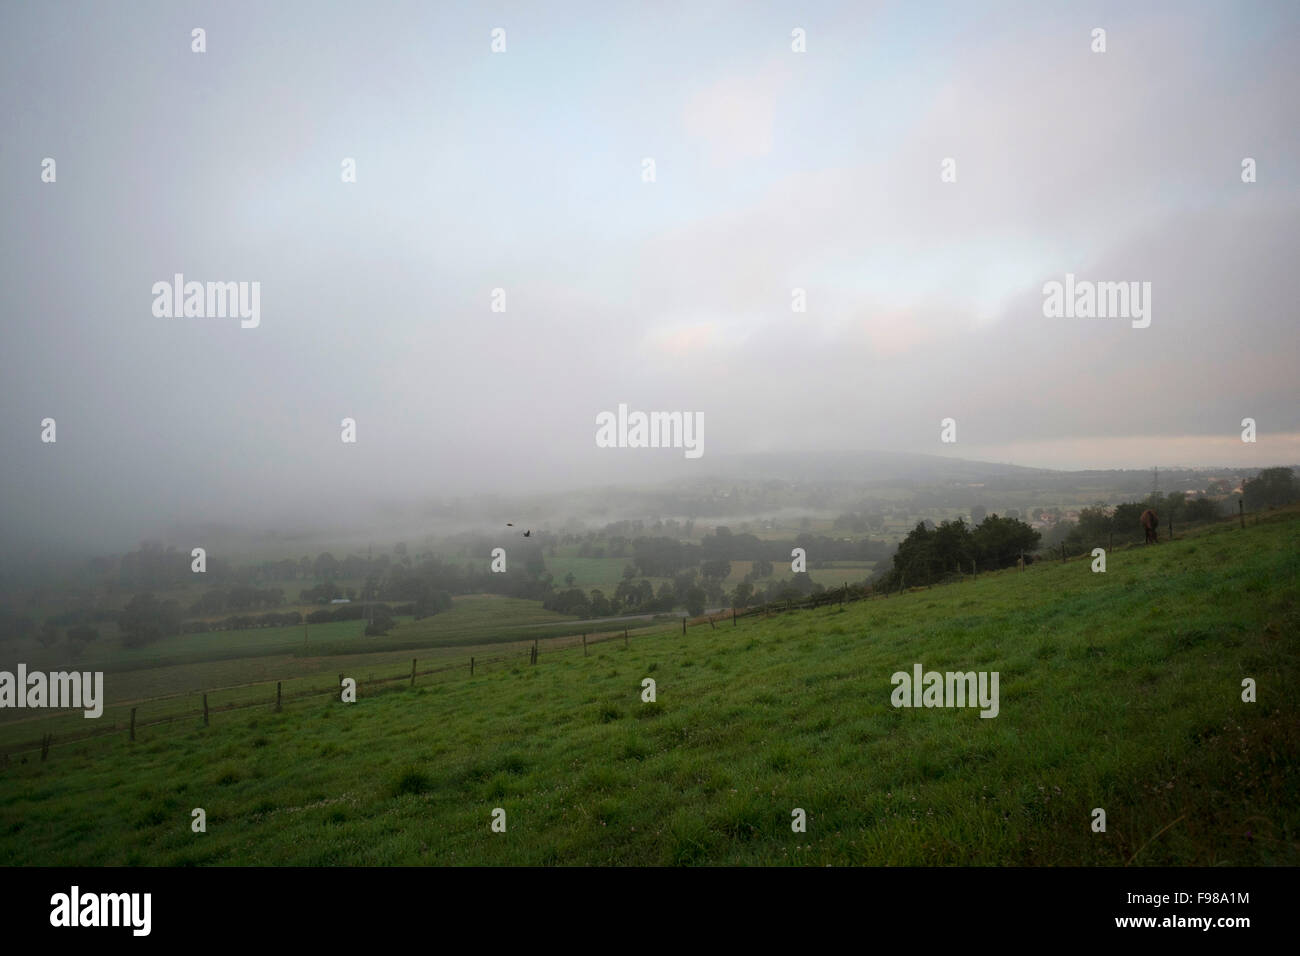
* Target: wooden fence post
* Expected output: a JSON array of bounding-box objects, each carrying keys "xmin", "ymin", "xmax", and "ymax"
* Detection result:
[
  {"xmin": 470, "ymin": 656, "xmax": 475, "ymax": 676},
  {"xmin": 129, "ymin": 708, "xmax": 136, "ymax": 741},
  {"xmin": 682, "ymin": 617, "xmax": 686, "ymax": 635},
  {"xmin": 275, "ymin": 682, "xmax": 282, "ymax": 713},
  {"xmin": 732, "ymin": 608, "xmax": 737, "ymax": 625},
  {"xmin": 41, "ymin": 733, "xmax": 51, "ymax": 762},
  {"xmin": 1168, "ymin": 515, "xmax": 1173, "ymax": 540},
  {"xmin": 1239, "ymin": 499, "xmax": 1245, "ymax": 529},
  {"xmin": 203, "ymin": 693, "xmax": 209, "ymax": 727},
  {"xmin": 583, "ymin": 633, "xmax": 588, "ymax": 656},
  {"xmin": 411, "ymin": 658, "xmax": 417, "ymax": 686},
  {"xmin": 708, "ymin": 616, "xmax": 715, "ymax": 630},
  {"xmin": 624, "ymin": 628, "xmax": 629, "ymax": 647}
]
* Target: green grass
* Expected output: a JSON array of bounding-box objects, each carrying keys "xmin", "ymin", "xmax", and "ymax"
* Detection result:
[
  {"xmin": 545, "ymin": 557, "xmax": 638, "ymax": 591},
  {"xmin": 1, "ymin": 511, "xmax": 1296, "ymax": 865},
  {"xmin": 11, "ymin": 619, "xmax": 369, "ymax": 676},
  {"xmin": 9, "ymin": 595, "xmax": 581, "ymax": 678},
  {"xmin": 0, "ymin": 594, "xmax": 660, "ymax": 748},
  {"xmin": 389, "ymin": 594, "xmax": 580, "ymax": 647}
]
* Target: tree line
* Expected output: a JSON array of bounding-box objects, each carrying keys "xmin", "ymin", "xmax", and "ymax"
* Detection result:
[{"xmin": 876, "ymin": 514, "xmax": 1042, "ymax": 590}]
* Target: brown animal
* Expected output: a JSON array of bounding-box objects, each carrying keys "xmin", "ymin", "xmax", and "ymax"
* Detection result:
[{"xmin": 1140, "ymin": 508, "xmax": 1159, "ymax": 544}]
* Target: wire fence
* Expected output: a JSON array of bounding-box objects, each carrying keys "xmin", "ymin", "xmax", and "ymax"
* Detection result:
[
  {"xmin": 1, "ymin": 506, "xmax": 1265, "ymax": 763},
  {"xmin": 0, "ymin": 591, "xmax": 871, "ymax": 761}
]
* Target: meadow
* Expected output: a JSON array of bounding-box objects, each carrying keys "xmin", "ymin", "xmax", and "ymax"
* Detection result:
[
  {"xmin": 1, "ymin": 510, "xmax": 1295, "ymax": 865},
  {"xmin": 0, "ymin": 594, "xmax": 667, "ymax": 749}
]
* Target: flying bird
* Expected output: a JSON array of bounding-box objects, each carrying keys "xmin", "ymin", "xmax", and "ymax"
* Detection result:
[{"xmin": 523, "ymin": 530, "xmax": 532, "ymax": 537}]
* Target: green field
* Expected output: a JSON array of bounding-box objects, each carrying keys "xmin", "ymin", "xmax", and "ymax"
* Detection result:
[
  {"xmin": 545, "ymin": 556, "xmax": 640, "ymax": 591},
  {"xmin": 542, "ymin": 554, "xmax": 878, "ymax": 594},
  {"xmin": 1, "ymin": 511, "xmax": 1296, "ymax": 865},
  {"xmin": 0, "ymin": 594, "xmax": 654, "ymax": 747},
  {"xmin": 5, "ymin": 595, "xmax": 583, "ymax": 678}
]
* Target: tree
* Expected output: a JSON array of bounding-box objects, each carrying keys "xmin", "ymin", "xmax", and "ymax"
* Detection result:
[
  {"xmin": 652, "ymin": 582, "xmax": 676, "ymax": 612},
  {"xmin": 971, "ymin": 515, "xmax": 1040, "ymax": 569},
  {"xmin": 1111, "ymin": 502, "xmax": 1148, "ymax": 543},
  {"xmin": 299, "ymin": 581, "xmax": 342, "ymax": 603},
  {"xmin": 673, "ymin": 570, "xmax": 698, "ymax": 602},
  {"xmin": 684, "ymin": 587, "xmax": 707, "ymax": 617},
  {"xmin": 1243, "ymin": 467, "xmax": 1299, "ymax": 510},
  {"xmin": 1075, "ymin": 504, "xmax": 1113, "ymax": 546},
  {"xmin": 67, "ymin": 624, "xmax": 99, "ymax": 645},
  {"xmin": 731, "ymin": 579, "xmax": 754, "ymax": 608},
  {"xmin": 365, "ymin": 608, "xmax": 396, "ymax": 636},
  {"xmin": 36, "ymin": 622, "xmax": 60, "ymax": 648},
  {"xmin": 1184, "ymin": 497, "xmax": 1222, "ymax": 523},
  {"xmin": 119, "ymin": 593, "xmax": 183, "ymax": 648},
  {"xmin": 701, "ymin": 558, "xmax": 732, "ymax": 582},
  {"xmin": 412, "ymin": 588, "xmax": 452, "ymax": 619},
  {"xmin": 932, "ymin": 518, "xmax": 975, "ymax": 573},
  {"xmin": 589, "ymin": 589, "xmax": 612, "ymax": 617}
]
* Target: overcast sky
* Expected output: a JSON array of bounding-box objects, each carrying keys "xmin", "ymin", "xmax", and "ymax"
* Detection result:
[{"xmin": 1, "ymin": 0, "xmax": 1297, "ymax": 549}]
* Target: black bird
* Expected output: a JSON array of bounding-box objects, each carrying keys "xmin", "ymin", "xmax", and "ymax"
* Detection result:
[
  {"xmin": 506, "ymin": 523, "xmax": 514, "ymax": 526},
  {"xmin": 523, "ymin": 530, "xmax": 532, "ymax": 537}
]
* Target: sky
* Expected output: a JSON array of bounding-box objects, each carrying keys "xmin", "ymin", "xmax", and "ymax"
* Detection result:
[{"xmin": 1, "ymin": 0, "xmax": 1297, "ymax": 549}]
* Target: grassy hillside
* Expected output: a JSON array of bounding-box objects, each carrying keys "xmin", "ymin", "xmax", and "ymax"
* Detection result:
[
  {"xmin": 1, "ymin": 511, "xmax": 1296, "ymax": 865},
  {"xmin": 6, "ymin": 595, "xmax": 581, "ymax": 679}
]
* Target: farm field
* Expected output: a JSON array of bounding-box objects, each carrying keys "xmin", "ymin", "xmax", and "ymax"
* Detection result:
[
  {"xmin": 0, "ymin": 510, "xmax": 1295, "ymax": 865},
  {"xmin": 0, "ymin": 594, "xmax": 663, "ymax": 750},
  {"xmin": 805, "ymin": 563, "xmax": 876, "ymax": 586},
  {"xmin": 3, "ymin": 595, "xmax": 581, "ymax": 680},
  {"xmin": 541, "ymin": 554, "xmax": 880, "ymax": 593},
  {"xmin": 544, "ymin": 556, "xmax": 641, "ymax": 591}
]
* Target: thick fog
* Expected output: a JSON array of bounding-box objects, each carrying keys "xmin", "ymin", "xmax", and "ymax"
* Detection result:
[{"xmin": 2, "ymin": 0, "xmax": 1297, "ymax": 551}]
